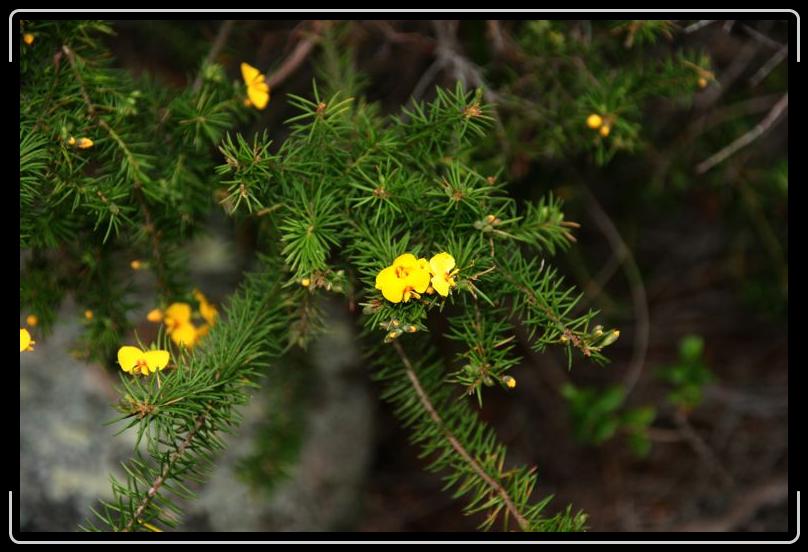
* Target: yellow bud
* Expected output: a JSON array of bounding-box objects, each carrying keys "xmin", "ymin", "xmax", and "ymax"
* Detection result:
[
  {"xmin": 503, "ymin": 375, "xmax": 517, "ymax": 389},
  {"xmin": 300, "ymin": 278, "xmax": 311, "ymax": 287},
  {"xmin": 77, "ymin": 137, "xmax": 94, "ymax": 149},
  {"xmin": 600, "ymin": 329, "xmax": 621, "ymax": 347},
  {"xmin": 23, "ymin": 33, "xmax": 35, "ymax": 45},
  {"xmin": 26, "ymin": 314, "xmax": 39, "ymax": 327},
  {"xmin": 84, "ymin": 310, "xmax": 94, "ymax": 320},
  {"xmin": 130, "ymin": 259, "xmax": 143, "ymax": 271},
  {"xmin": 586, "ymin": 113, "xmax": 603, "ymax": 129},
  {"xmin": 404, "ymin": 325, "xmax": 418, "ymax": 333},
  {"xmin": 67, "ymin": 136, "xmax": 77, "ymax": 146},
  {"xmin": 146, "ymin": 308, "xmax": 163, "ymax": 323},
  {"xmin": 698, "ymin": 77, "xmax": 708, "ymax": 89},
  {"xmin": 485, "ymin": 214, "xmax": 497, "ymax": 224},
  {"xmin": 599, "ymin": 125, "xmax": 611, "ymax": 137}
]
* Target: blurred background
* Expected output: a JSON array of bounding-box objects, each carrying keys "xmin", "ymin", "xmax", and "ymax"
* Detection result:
[{"xmin": 20, "ymin": 19, "xmax": 788, "ymax": 532}]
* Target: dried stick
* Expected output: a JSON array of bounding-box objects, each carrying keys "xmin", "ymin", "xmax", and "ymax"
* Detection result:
[
  {"xmin": 392, "ymin": 341, "xmax": 530, "ymax": 532},
  {"xmin": 696, "ymin": 93, "xmax": 788, "ymax": 174}
]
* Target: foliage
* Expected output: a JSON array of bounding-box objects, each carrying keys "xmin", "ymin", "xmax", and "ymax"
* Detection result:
[{"xmin": 656, "ymin": 335, "xmax": 714, "ymax": 411}]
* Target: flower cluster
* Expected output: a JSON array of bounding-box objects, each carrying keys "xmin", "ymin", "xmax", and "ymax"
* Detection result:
[
  {"xmin": 146, "ymin": 289, "xmax": 219, "ymax": 348},
  {"xmin": 375, "ymin": 252, "xmax": 459, "ymax": 304},
  {"xmin": 586, "ymin": 113, "xmax": 612, "ymax": 138}
]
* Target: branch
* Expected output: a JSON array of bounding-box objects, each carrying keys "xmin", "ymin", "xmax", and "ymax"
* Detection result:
[
  {"xmin": 578, "ymin": 186, "xmax": 649, "ymax": 396},
  {"xmin": 392, "ymin": 341, "xmax": 530, "ymax": 532},
  {"xmin": 266, "ymin": 21, "xmax": 325, "ymax": 90},
  {"xmin": 122, "ymin": 411, "xmax": 208, "ymax": 532},
  {"xmin": 191, "ymin": 20, "xmax": 235, "ymax": 93},
  {"xmin": 696, "ymin": 93, "xmax": 788, "ymax": 174}
]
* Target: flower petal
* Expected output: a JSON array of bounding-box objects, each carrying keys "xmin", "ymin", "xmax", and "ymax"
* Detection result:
[
  {"xmin": 407, "ymin": 266, "xmax": 431, "ymax": 294},
  {"xmin": 144, "ymin": 350, "xmax": 170, "ymax": 372},
  {"xmin": 170, "ymin": 323, "xmax": 198, "ymax": 348},
  {"xmin": 20, "ymin": 329, "xmax": 32, "ymax": 352},
  {"xmin": 429, "ymin": 252, "xmax": 455, "ymax": 276},
  {"xmin": 165, "ymin": 303, "xmax": 192, "ymax": 325},
  {"xmin": 431, "ymin": 274, "xmax": 450, "ymax": 297},
  {"xmin": 381, "ymin": 277, "xmax": 406, "ymax": 303},
  {"xmin": 240, "ymin": 62, "xmax": 260, "ymax": 85},
  {"xmin": 375, "ymin": 266, "xmax": 397, "ymax": 290},
  {"xmin": 117, "ymin": 346, "xmax": 142, "ymax": 373},
  {"xmin": 393, "ymin": 253, "xmax": 418, "ymax": 268}
]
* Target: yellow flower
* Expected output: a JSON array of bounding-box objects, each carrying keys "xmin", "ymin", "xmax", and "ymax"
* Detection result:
[
  {"xmin": 429, "ymin": 252, "xmax": 459, "ymax": 297},
  {"xmin": 193, "ymin": 289, "xmax": 218, "ymax": 326},
  {"xmin": 586, "ymin": 113, "xmax": 603, "ymax": 129},
  {"xmin": 375, "ymin": 253, "xmax": 431, "ymax": 303},
  {"xmin": 68, "ymin": 136, "xmax": 93, "ymax": 148},
  {"xmin": 146, "ymin": 308, "xmax": 163, "ymax": 323},
  {"xmin": 503, "ymin": 375, "xmax": 517, "ymax": 389},
  {"xmin": 130, "ymin": 259, "xmax": 143, "ymax": 270},
  {"xmin": 170, "ymin": 322, "xmax": 198, "ymax": 348},
  {"xmin": 84, "ymin": 309, "xmax": 94, "ymax": 320},
  {"xmin": 23, "ymin": 33, "xmax": 35, "ymax": 45},
  {"xmin": 300, "ymin": 278, "xmax": 311, "ymax": 287},
  {"xmin": 241, "ymin": 62, "xmax": 270, "ymax": 110},
  {"xmin": 26, "ymin": 314, "xmax": 39, "ymax": 327},
  {"xmin": 117, "ymin": 345, "xmax": 170, "ymax": 376},
  {"xmin": 20, "ymin": 328, "xmax": 35, "ymax": 352},
  {"xmin": 599, "ymin": 125, "xmax": 611, "ymax": 138}
]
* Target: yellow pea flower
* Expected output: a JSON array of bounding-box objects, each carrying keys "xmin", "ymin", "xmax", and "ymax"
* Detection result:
[
  {"xmin": 169, "ymin": 322, "xmax": 198, "ymax": 348},
  {"xmin": 586, "ymin": 113, "xmax": 603, "ymax": 129},
  {"xmin": 429, "ymin": 252, "xmax": 459, "ymax": 297},
  {"xmin": 68, "ymin": 136, "xmax": 94, "ymax": 149},
  {"xmin": 164, "ymin": 302, "xmax": 192, "ymax": 330},
  {"xmin": 20, "ymin": 328, "xmax": 35, "ymax": 352},
  {"xmin": 375, "ymin": 253, "xmax": 431, "ymax": 303},
  {"xmin": 599, "ymin": 125, "xmax": 611, "ymax": 138},
  {"xmin": 84, "ymin": 310, "xmax": 94, "ymax": 320},
  {"xmin": 23, "ymin": 33, "xmax": 35, "ymax": 46},
  {"xmin": 503, "ymin": 375, "xmax": 517, "ymax": 389},
  {"xmin": 146, "ymin": 308, "xmax": 163, "ymax": 323},
  {"xmin": 241, "ymin": 62, "xmax": 270, "ymax": 110},
  {"xmin": 26, "ymin": 314, "xmax": 39, "ymax": 327},
  {"xmin": 117, "ymin": 345, "xmax": 170, "ymax": 376},
  {"xmin": 193, "ymin": 289, "xmax": 218, "ymax": 326},
  {"xmin": 130, "ymin": 259, "xmax": 143, "ymax": 270}
]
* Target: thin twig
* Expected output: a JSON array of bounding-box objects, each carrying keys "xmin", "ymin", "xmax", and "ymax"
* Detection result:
[
  {"xmin": 684, "ymin": 20, "xmax": 717, "ymax": 34},
  {"xmin": 122, "ymin": 411, "xmax": 208, "ymax": 532},
  {"xmin": 674, "ymin": 478, "xmax": 787, "ymax": 532},
  {"xmin": 191, "ymin": 20, "xmax": 235, "ymax": 93},
  {"xmin": 696, "ymin": 93, "xmax": 788, "ymax": 174},
  {"xmin": 391, "ymin": 341, "xmax": 530, "ymax": 532},
  {"xmin": 266, "ymin": 21, "xmax": 325, "ymax": 90},
  {"xmin": 578, "ymin": 186, "xmax": 650, "ymax": 397},
  {"xmin": 749, "ymin": 45, "xmax": 788, "ymax": 88},
  {"xmin": 673, "ymin": 409, "xmax": 735, "ymax": 489}
]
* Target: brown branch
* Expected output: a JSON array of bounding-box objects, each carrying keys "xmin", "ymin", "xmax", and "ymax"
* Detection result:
[
  {"xmin": 122, "ymin": 412, "xmax": 208, "ymax": 532},
  {"xmin": 578, "ymin": 186, "xmax": 649, "ymax": 396},
  {"xmin": 191, "ymin": 20, "xmax": 235, "ymax": 93},
  {"xmin": 391, "ymin": 341, "xmax": 530, "ymax": 532},
  {"xmin": 696, "ymin": 93, "xmax": 788, "ymax": 174},
  {"xmin": 266, "ymin": 21, "xmax": 325, "ymax": 90},
  {"xmin": 675, "ymin": 478, "xmax": 787, "ymax": 532}
]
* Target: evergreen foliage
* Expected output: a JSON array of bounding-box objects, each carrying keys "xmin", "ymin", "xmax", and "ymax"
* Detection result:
[{"xmin": 21, "ymin": 18, "xmax": 735, "ymax": 533}]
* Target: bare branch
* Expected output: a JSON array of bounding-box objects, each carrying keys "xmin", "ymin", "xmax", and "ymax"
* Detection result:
[{"xmin": 696, "ymin": 93, "xmax": 788, "ymax": 174}]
